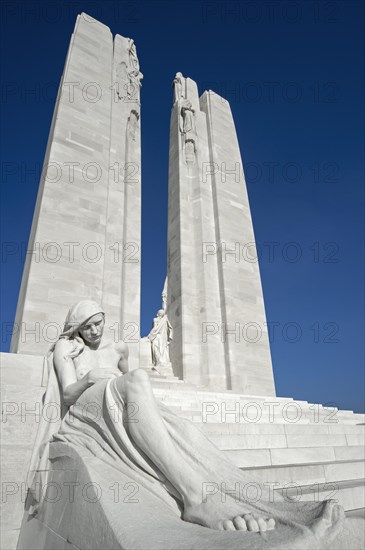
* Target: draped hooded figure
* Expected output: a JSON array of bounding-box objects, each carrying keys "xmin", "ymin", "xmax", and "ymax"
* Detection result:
[
  {"xmin": 148, "ymin": 309, "xmax": 173, "ymax": 366},
  {"xmin": 25, "ymin": 300, "xmax": 363, "ymax": 550}
]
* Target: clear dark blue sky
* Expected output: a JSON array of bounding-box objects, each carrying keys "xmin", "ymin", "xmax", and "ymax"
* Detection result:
[{"xmin": 1, "ymin": 1, "xmax": 364, "ymax": 412}]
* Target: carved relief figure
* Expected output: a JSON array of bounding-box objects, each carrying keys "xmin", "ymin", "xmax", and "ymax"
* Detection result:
[
  {"xmin": 128, "ymin": 38, "xmax": 140, "ymax": 72},
  {"xmin": 115, "ymin": 61, "xmax": 128, "ymax": 101},
  {"xmin": 184, "ymin": 138, "xmax": 196, "ymax": 164},
  {"xmin": 127, "ymin": 37, "xmax": 143, "ymax": 101},
  {"xmin": 127, "ymin": 109, "xmax": 139, "ymax": 142},
  {"xmin": 127, "ymin": 68, "xmax": 143, "ymax": 92},
  {"xmin": 115, "ymin": 40, "xmax": 143, "ymax": 103},
  {"xmin": 180, "ymin": 100, "xmax": 196, "ymax": 135}
]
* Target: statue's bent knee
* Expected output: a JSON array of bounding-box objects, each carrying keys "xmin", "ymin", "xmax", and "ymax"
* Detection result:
[{"xmin": 127, "ymin": 368, "xmax": 150, "ymax": 388}]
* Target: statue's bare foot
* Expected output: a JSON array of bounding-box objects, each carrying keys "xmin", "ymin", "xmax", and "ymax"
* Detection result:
[
  {"xmin": 218, "ymin": 514, "xmax": 275, "ymax": 532},
  {"xmin": 183, "ymin": 500, "xmax": 275, "ymax": 532}
]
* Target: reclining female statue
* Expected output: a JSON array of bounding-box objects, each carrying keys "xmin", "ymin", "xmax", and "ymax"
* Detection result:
[{"xmin": 26, "ymin": 300, "xmax": 362, "ymax": 549}]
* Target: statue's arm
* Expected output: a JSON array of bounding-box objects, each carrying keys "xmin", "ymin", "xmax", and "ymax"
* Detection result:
[
  {"xmin": 53, "ymin": 340, "xmax": 93, "ymax": 407},
  {"xmin": 116, "ymin": 341, "xmax": 129, "ymax": 374}
]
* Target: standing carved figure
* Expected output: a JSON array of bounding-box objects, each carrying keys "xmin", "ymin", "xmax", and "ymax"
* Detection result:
[
  {"xmin": 173, "ymin": 72, "xmax": 185, "ymax": 103},
  {"xmin": 148, "ymin": 309, "xmax": 173, "ymax": 366}
]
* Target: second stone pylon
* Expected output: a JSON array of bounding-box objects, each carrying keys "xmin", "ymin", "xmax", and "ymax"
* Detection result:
[{"xmin": 166, "ymin": 74, "xmax": 275, "ymax": 395}]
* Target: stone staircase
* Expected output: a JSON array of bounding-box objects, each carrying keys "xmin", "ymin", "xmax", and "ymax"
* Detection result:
[{"xmin": 148, "ymin": 374, "xmax": 365, "ymax": 513}]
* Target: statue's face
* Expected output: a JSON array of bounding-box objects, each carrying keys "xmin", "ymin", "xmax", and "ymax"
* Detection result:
[
  {"xmin": 79, "ymin": 313, "xmax": 105, "ymax": 345},
  {"xmin": 157, "ymin": 309, "xmax": 165, "ymax": 317}
]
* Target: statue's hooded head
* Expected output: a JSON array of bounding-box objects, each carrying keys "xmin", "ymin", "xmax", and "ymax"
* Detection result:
[
  {"xmin": 62, "ymin": 300, "xmax": 105, "ymax": 340},
  {"xmin": 49, "ymin": 300, "xmax": 105, "ymax": 357}
]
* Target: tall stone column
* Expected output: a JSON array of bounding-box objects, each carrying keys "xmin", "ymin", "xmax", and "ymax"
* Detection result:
[
  {"xmin": 167, "ymin": 78, "xmax": 275, "ymax": 395},
  {"xmin": 10, "ymin": 14, "xmax": 141, "ymax": 365},
  {"xmin": 102, "ymin": 35, "xmax": 142, "ymax": 369},
  {"xmin": 167, "ymin": 76, "xmax": 228, "ymax": 389}
]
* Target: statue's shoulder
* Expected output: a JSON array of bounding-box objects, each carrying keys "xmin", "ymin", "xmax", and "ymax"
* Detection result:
[
  {"xmin": 54, "ymin": 338, "xmax": 74, "ymax": 354},
  {"xmin": 53, "ymin": 339, "xmax": 78, "ymax": 366},
  {"xmin": 114, "ymin": 339, "xmax": 129, "ymax": 356}
]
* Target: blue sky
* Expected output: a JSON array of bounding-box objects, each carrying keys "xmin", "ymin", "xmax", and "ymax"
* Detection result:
[{"xmin": 1, "ymin": 1, "xmax": 364, "ymax": 412}]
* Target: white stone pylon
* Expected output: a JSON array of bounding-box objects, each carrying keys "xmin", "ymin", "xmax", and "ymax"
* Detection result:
[
  {"xmin": 167, "ymin": 77, "xmax": 275, "ymax": 395},
  {"xmin": 11, "ymin": 14, "xmax": 141, "ymax": 367}
]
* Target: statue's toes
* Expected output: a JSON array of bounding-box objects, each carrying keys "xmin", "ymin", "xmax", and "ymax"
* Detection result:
[
  {"xmin": 243, "ymin": 514, "xmax": 259, "ymax": 532},
  {"xmin": 222, "ymin": 520, "xmax": 236, "ymax": 531},
  {"xmin": 232, "ymin": 516, "xmax": 247, "ymax": 531},
  {"xmin": 256, "ymin": 518, "xmax": 267, "ymax": 532}
]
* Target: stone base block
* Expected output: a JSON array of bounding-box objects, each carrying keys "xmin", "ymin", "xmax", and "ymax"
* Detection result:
[
  {"xmin": 1, "ymin": 352, "xmax": 45, "ymax": 550},
  {"xmin": 16, "ymin": 443, "xmax": 365, "ymax": 550}
]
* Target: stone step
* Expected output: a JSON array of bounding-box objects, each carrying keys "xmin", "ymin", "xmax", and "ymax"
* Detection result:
[
  {"xmin": 222, "ymin": 445, "xmax": 364, "ymax": 468},
  {"xmin": 208, "ymin": 433, "xmax": 360, "ymax": 450},
  {"xmin": 157, "ymin": 396, "xmax": 361, "ymax": 414},
  {"xmin": 197, "ymin": 422, "xmax": 365, "ymax": 436},
  {"xmin": 152, "ymin": 387, "xmax": 296, "ymax": 402},
  {"xmin": 346, "ymin": 508, "xmax": 365, "ymax": 518},
  {"xmin": 152, "ymin": 383, "xmax": 361, "ymax": 406},
  {"xmin": 171, "ymin": 408, "xmax": 363, "ymax": 425},
  {"xmin": 165, "ymin": 408, "xmax": 359, "ymax": 422},
  {"xmin": 149, "ymin": 379, "xmax": 198, "ymax": 390},
  {"xmin": 150, "ymin": 384, "xmax": 365, "ymax": 425},
  {"xmin": 151, "ymin": 391, "xmax": 364, "ymax": 425},
  {"xmin": 145, "ymin": 369, "xmax": 180, "ymax": 382},
  {"xmin": 169, "ymin": 409, "xmax": 307, "ymax": 424},
  {"xmin": 240, "ymin": 459, "xmax": 365, "ymax": 487},
  {"xmin": 155, "ymin": 397, "xmax": 308, "ymax": 408},
  {"xmin": 199, "ymin": 474, "xmax": 364, "ymax": 511},
  {"xmin": 275, "ymin": 479, "xmax": 365, "ymax": 511}
]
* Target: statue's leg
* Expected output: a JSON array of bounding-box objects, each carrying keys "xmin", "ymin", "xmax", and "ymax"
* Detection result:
[
  {"xmin": 115, "ymin": 369, "xmax": 275, "ymax": 532},
  {"xmin": 155, "ymin": 334, "xmax": 162, "ymax": 364}
]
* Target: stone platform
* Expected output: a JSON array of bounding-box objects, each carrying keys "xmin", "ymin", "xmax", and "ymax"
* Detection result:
[{"xmin": 1, "ymin": 353, "xmax": 364, "ymax": 549}]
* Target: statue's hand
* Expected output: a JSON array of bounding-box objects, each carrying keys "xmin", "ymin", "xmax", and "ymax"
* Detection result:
[{"xmin": 86, "ymin": 368, "xmax": 120, "ymax": 384}]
